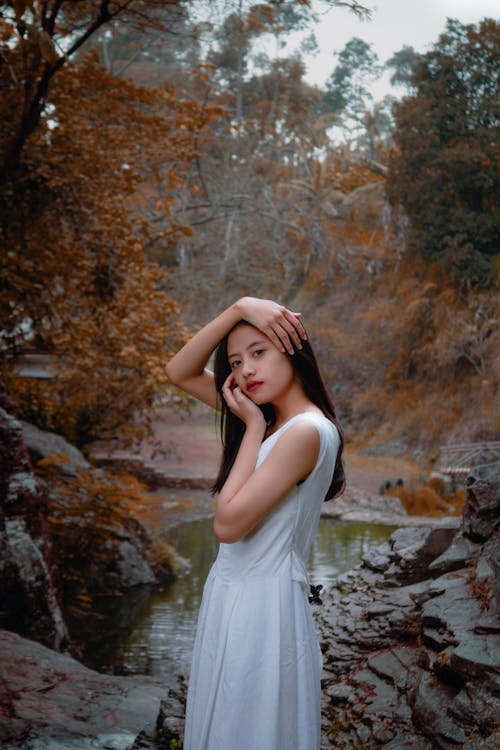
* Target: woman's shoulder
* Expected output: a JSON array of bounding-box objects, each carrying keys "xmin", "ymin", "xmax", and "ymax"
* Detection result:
[{"xmin": 281, "ymin": 410, "xmax": 339, "ymax": 445}]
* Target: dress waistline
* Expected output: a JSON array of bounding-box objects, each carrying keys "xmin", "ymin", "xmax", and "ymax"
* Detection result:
[{"xmin": 211, "ymin": 550, "xmax": 309, "ymax": 591}]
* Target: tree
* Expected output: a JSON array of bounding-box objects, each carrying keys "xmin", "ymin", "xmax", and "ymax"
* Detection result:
[
  {"xmin": 0, "ymin": 45, "xmax": 219, "ymax": 447},
  {"xmin": 385, "ymin": 45, "xmax": 419, "ymax": 90},
  {"xmin": 388, "ymin": 18, "xmax": 500, "ymax": 289},
  {"xmin": 324, "ymin": 37, "xmax": 381, "ymax": 117},
  {"xmin": 323, "ymin": 36, "xmax": 391, "ymax": 159},
  {"xmin": 0, "ymin": 1, "xmax": 192, "ymax": 181}
]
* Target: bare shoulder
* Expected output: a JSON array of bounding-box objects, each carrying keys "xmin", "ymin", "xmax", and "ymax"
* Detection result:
[{"xmin": 269, "ymin": 420, "xmax": 321, "ymax": 458}]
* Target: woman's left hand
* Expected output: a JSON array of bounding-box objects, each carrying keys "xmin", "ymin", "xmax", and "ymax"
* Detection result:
[
  {"xmin": 222, "ymin": 374, "xmax": 266, "ymax": 429},
  {"xmin": 235, "ymin": 297, "xmax": 306, "ymax": 354}
]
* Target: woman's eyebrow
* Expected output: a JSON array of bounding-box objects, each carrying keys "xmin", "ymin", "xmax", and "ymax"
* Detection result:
[{"xmin": 228, "ymin": 340, "xmax": 266, "ymax": 358}]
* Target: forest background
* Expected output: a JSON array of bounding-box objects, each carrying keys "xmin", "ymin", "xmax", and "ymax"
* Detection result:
[{"xmin": 1, "ymin": 0, "xmax": 499, "ymax": 499}]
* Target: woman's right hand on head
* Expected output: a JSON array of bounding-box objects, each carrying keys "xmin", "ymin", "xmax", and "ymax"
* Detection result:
[
  {"xmin": 235, "ymin": 297, "xmax": 307, "ymax": 354},
  {"xmin": 222, "ymin": 374, "xmax": 266, "ymax": 429}
]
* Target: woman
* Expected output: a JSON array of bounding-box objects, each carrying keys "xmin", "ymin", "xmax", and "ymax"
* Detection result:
[{"xmin": 165, "ymin": 296, "xmax": 343, "ymax": 750}]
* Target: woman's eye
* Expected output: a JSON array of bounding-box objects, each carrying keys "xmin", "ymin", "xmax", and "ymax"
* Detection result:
[
  {"xmin": 253, "ymin": 349, "xmax": 264, "ymax": 358},
  {"xmin": 230, "ymin": 360, "xmax": 240, "ymax": 369}
]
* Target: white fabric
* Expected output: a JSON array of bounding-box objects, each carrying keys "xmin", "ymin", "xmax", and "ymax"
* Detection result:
[{"xmin": 183, "ymin": 412, "xmax": 340, "ymax": 750}]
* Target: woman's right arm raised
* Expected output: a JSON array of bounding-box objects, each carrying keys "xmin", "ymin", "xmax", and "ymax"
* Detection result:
[{"xmin": 165, "ymin": 297, "xmax": 306, "ymax": 410}]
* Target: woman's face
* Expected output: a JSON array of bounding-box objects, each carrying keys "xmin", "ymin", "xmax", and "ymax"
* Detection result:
[{"xmin": 226, "ymin": 323, "xmax": 296, "ymax": 405}]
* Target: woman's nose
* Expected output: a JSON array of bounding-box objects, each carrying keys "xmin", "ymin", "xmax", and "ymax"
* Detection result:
[{"xmin": 241, "ymin": 357, "xmax": 255, "ymax": 376}]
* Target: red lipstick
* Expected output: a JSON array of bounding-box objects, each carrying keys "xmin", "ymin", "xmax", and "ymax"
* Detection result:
[{"xmin": 246, "ymin": 380, "xmax": 263, "ymax": 393}]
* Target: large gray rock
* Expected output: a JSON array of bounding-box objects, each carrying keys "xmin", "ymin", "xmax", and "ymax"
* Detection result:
[
  {"xmin": 20, "ymin": 421, "xmax": 90, "ymax": 476},
  {"xmin": 463, "ymin": 462, "xmax": 500, "ymax": 540},
  {"xmin": 1, "ymin": 403, "xmax": 174, "ymax": 656},
  {"xmin": 0, "ymin": 406, "xmax": 68, "ymax": 650},
  {"xmin": 0, "ymin": 629, "xmax": 184, "ymax": 750}
]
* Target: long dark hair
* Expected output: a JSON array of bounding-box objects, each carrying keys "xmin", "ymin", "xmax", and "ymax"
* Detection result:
[{"xmin": 212, "ymin": 323, "xmax": 345, "ymax": 501}]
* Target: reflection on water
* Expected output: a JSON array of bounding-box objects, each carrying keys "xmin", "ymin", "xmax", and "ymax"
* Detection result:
[{"xmin": 82, "ymin": 516, "xmax": 395, "ymax": 677}]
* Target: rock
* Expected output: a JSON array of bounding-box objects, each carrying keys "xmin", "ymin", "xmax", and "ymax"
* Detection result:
[
  {"xmin": 42, "ymin": 470, "xmax": 162, "ymax": 598},
  {"xmin": 20, "ymin": 421, "xmax": 90, "ymax": 476},
  {"xmin": 117, "ymin": 541, "xmax": 156, "ymax": 586},
  {"xmin": 382, "ymin": 736, "xmax": 433, "ymax": 750},
  {"xmin": 0, "ymin": 405, "xmax": 68, "ymax": 651},
  {"xmin": 0, "ymin": 629, "xmax": 183, "ymax": 750},
  {"xmin": 429, "ymin": 530, "xmax": 482, "ymax": 575},
  {"xmin": 322, "ymin": 484, "xmax": 408, "ymax": 525},
  {"xmin": 463, "ymin": 462, "xmax": 500, "ymax": 541},
  {"xmin": 325, "ymin": 683, "xmax": 352, "ymax": 704},
  {"xmin": 389, "ymin": 522, "xmax": 459, "ymax": 582},
  {"xmin": 1, "ymin": 402, "xmax": 174, "ymax": 657},
  {"xmin": 362, "ymin": 543, "xmax": 392, "ymax": 572},
  {"xmin": 366, "ymin": 647, "xmax": 410, "ymax": 683},
  {"xmin": 412, "ymin": 677, "xmax": 466, "ymax": 747},
  {"xmin": 315, "ymin": 461, "xmax": 500, "ymax": 749},
  {"xmin": 482, "ymin": 532, "xmax": 500, "ymax": 600}
]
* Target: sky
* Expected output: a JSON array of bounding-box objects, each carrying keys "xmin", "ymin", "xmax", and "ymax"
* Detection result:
[{"xmin": 297, "ymin": 0, "xmax": 499, "ymax": 97}]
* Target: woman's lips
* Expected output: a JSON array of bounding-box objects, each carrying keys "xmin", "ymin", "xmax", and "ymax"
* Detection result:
[{"xmin": 246, "ymin": 381, "xmax": 263, "ymax": 393}]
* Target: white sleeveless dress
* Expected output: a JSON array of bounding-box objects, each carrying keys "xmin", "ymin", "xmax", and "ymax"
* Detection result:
[{"xmin": 183, "ymin": 411, "xmax": 340, "ymax": 750}]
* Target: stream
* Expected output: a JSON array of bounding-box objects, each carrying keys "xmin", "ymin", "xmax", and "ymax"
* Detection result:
[{"xmin": 74, "ymin": 513, "xmax": 396, "ymax": 679}]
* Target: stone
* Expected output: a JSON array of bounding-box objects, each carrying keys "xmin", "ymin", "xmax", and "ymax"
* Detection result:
[
  {"xmin": 366, "ymin": 648, "xmax": 409, "ymax": 683},
  {"xmin": 0, "ymin": 630, "xmax": 181, "ymax": 750},
  {"xmin": 322, "ymin": 484, "xmax": 407, "ymax": 525},
  {"xmin": 325, "ymin": 684, "xmax": 352, "ymax": 704},
  {"xmin": 392, "ymin": 524, "xmax": 460, "ymax": 583},
  {"xmin": 0, "ymin": 406, "xmax": 68, "ymax": 650},
  {"xmin": 117, "ymin": 541, "xmax": 156, "ymax": 586},
  {"xmin": 20, "ymin": 420, "xmax": 90, "ymax": 476},
  {"xmin": 429, "ymin": 530, "xmax": 482, "ymax": 576},
  {"xmin": 449, "ymin": 684, "xmax": 499, "ymax": 730},
  {"xmin": 411, "ymin": 677, "xmax": 466, "ymax": 745},
  {"xmin": 362, "ymin": 545, "xmax": 391, "ymax": 572},
  {"xmin": 482, "ymin": 532, "xmax": 500, "ymax": 601},
  {"xmin": 382, "ymin": 735, "xmax": 433, "ymax": 750},
  {"xmin": 364, "ymin": 602, "xmax": 394, "ymax": 617},
  {"xmin": 450, "ymin": 635, "xmax": 500, "ymax": 690},
  {"xmin": 462, "ymin": 462, "xmax": 500, "ymax": 541}
]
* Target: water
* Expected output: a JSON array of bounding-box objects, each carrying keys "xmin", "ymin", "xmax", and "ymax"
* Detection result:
[{"xmin": 80, "ymin": 516, "xmax": 395, "ymax": 678}]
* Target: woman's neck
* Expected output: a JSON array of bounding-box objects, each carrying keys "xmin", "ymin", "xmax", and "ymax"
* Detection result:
[{"xmin": 270, "ymin": 387, "xmax": 320, "ymax": 431}]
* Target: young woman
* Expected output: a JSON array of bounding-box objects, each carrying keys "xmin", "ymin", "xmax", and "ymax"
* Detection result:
[{"xmin": 165, "ymin": 296, "xmax": 344, "ymax": 750}]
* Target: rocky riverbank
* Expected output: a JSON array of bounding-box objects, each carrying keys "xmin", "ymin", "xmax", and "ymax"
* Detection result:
[{"xmin": 317, "ymin": 461, "xmax": 499, "ymax": 749}]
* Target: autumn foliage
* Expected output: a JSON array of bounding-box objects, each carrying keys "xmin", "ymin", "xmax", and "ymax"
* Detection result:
[
  {"xmin": 35, "ymin": 454, "xmax": 178, "ymax": 603},
  {"xmin": 1, "ymin": 4, "xmax": 498, "ymax": 491},
  {"xmin": 0, "ymin": 6, "xmax": 223, "ymax": 449}
]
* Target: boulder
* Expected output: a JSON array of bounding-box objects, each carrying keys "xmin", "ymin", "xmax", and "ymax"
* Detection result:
[
  {"xmin": 463, "ymin": 461, "xmax": 500, "ymax": 541},
  {"xmin": 0, "ymin": 629, "xmax": 184, "ymax": 750},
  {"xmin": 0, "ymin": 405, "xmax": 68, "ymax": 650},
  {"xmin": 20, "ymin": 421, "xmax": 90, "ymax": 476},
  {"xmin": 0, "ymin": 398, "xmax": 174, "ymax": 654}
]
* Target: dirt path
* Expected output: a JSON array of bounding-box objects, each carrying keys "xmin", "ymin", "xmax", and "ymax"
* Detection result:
[{"xmin": 125, "ymin": 406, "xmax": 423, "ymax": 495}]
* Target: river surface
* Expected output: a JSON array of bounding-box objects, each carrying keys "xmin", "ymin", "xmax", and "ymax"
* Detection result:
[{"xmin": 79, "ymin": 515, "xmax": 396, "ymax": 678}]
